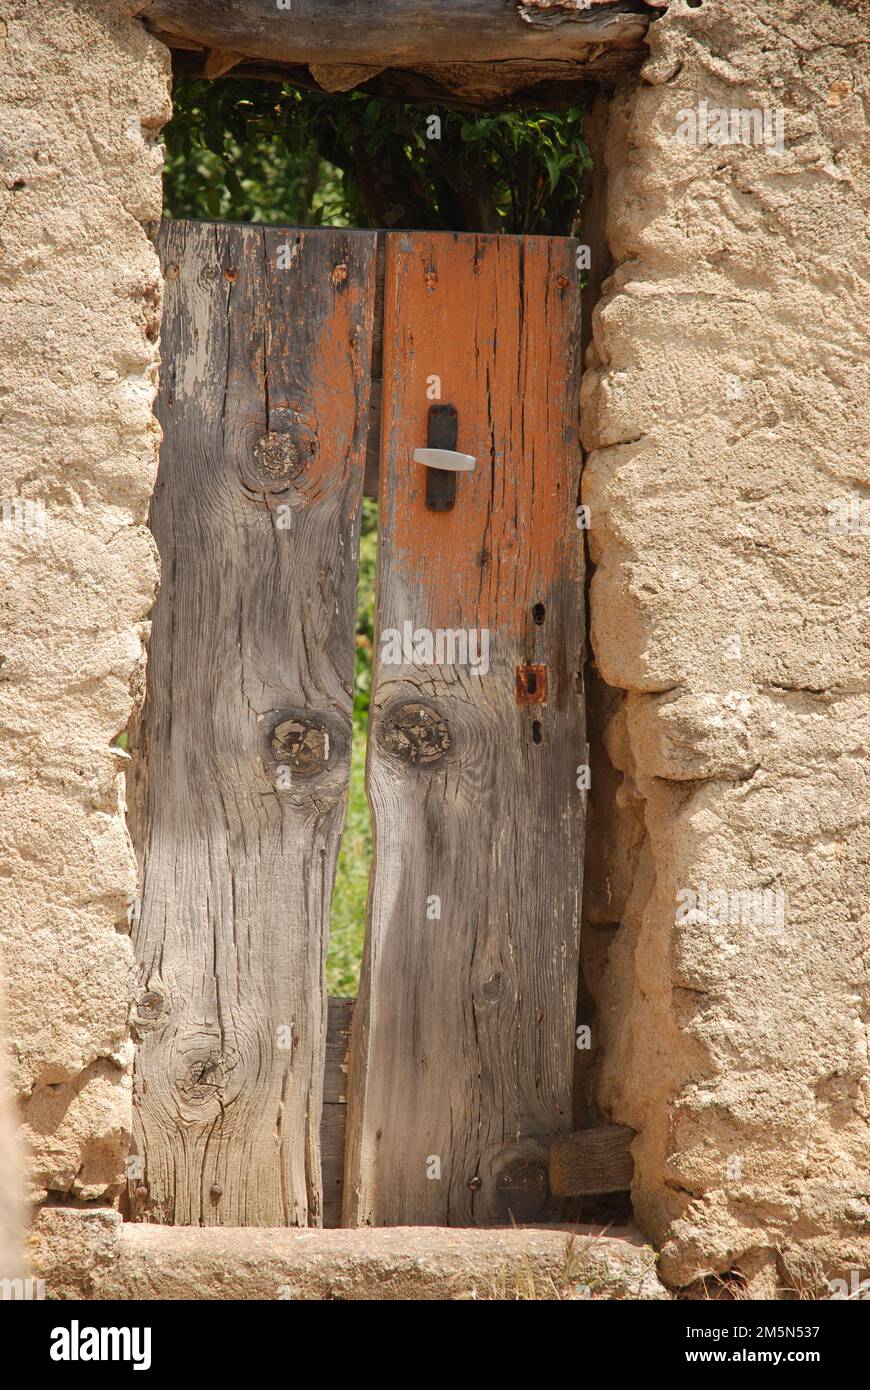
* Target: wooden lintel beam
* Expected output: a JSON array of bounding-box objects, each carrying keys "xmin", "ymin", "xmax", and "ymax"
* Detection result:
[{"xmin": 136, "ymin": 0, "xmax": 659, "ymax": 69}]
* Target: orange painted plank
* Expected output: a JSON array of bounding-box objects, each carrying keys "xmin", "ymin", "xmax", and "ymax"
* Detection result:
[{"xmin": 344, "ymin": 232, "xmax": 586, "ymax": 1226}]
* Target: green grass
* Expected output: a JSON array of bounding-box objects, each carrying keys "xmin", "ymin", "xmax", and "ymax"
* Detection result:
[{"xmin": 326, "ymin": 499, "xmax": 377, "ymax": 996}]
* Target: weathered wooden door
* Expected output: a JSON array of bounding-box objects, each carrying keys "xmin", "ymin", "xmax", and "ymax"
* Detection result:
[{"xmin": 130, "ymin": 220, "xmax": 584, "ymax": 1228}]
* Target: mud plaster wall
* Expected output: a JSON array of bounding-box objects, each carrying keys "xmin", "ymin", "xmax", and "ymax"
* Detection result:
[
  {"xmin": 0, "ymin": 1, "xmax": 170, "ymax": 1202},
  {"xmin": 581, "ymin": 0, "xmax": 870, "ymax": 1291}
]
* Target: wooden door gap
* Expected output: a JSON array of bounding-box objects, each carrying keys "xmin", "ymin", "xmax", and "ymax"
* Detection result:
[{"xmin": 364, "ymin": 231, "xmax": 385, "ymax": 500}]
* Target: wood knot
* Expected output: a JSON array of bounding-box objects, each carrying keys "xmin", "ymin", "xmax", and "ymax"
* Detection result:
[
  {"xmin": 136, "ymin": 991, "xmax": 165, "ymax": 1021},
  {"xmin": 251, "ymin": 431, "xmax": 304, "ymax": 490},
  {"xmin": 271, "ymin": 716, "xmax": 330, "ymax": 776},
  {"xmin": 131, "ymin": 988, "xmax": 168, "ymax": 1040},
  {"xmin": 495, "ymin": 1156, "xmax": 551, "ymax": 1222},
  {"xmin": 262, "ymin": 708, "xmax": 348, "ymax": 796},
  {"xmin": 482, "ymin": 973, "xmax": 503, "ymax": 1004},
  {"xmin": 379, "ymin": 702, "xmax": 452, "ymax": 765},
  {"xmin": 242, "ymin": 417, "xmax": 319, "ymax": 497},
  {"xmin": 179, "ymin": 1050, "xmax": 237, "ymax": 1106}
]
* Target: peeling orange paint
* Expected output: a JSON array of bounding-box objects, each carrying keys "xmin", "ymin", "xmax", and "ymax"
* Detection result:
[{"xmin": 378, "ymin": 231, "xmax": 582, "ymax": 634}]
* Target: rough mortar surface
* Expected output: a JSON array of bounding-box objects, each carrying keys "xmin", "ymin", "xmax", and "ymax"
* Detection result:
[
  {"xmin": 0, "ymin": 1, "xmax": 170, "ymax": 1202},
  {"xmin": 581, "ymin": 0, "xmax": 870, "ymax": 1292}
]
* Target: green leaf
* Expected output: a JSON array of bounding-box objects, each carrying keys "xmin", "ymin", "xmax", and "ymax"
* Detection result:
[
  {"xmin": 160, "ymin": 77, "xmax": 592, "ymax": 235},
  {"xmin": 362, "ymin": 99, "xmax": 382, "ymax": 134}
]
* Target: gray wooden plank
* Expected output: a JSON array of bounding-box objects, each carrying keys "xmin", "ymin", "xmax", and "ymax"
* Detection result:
[
  {"xmin": 323, "ymin": 996, "xmax": 354, "ymax": 1106},
  {"xmin": 320, "ymin": 1104, "xmax": 347, "ymax": 1230},
  {"xmin": 321, "ymin": 996, "xmax": 354, "ymax": 1228},
  {"xmin": 138, "ymin": 0, "xmax": 655, "ymax": 66},
  {"xmin": 128, "ymin": 220, "xmax": 375, "ymax": 1226},
  {"xmin": 344, "ymin": 231, "xmax": 586, "ymax": 1227}
]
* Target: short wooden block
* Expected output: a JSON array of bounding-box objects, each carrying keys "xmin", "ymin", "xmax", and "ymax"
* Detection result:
[{"xmin": 549, "ymin": 1125, "xmax": 635, "ymax": 1197}]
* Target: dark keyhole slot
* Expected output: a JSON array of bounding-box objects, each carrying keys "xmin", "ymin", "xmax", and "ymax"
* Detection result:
[
  {"xmin": 526, "ymin": 671, "xmax": 537, "ymax": 696},
  {"xmin": 532, "ymin": 721, "xmax": 543, "ymax": 744},
  {"xmin": 532, "ymin": 602, "xmax": 546, "ymax": 625}
]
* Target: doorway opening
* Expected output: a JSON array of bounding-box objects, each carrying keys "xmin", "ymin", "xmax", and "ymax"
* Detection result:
[{"xmin": 124, "ymin": 40, "xmax": 659, "ymax": 1229}]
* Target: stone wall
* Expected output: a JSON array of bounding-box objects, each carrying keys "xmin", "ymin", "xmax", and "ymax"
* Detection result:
[
  {"xmin": 0, "ymin": 0, "xmax": 169, "ymax": 1203},
  {"xmin": 581, "ymin": 0, "xmax": 870, "ymax": 1292}
]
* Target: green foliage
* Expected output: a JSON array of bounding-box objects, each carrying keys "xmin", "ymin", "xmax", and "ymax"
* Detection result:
[
  {"xmin": 326, "ymin": 499, "xmax": 377, "ymax": 995},
  {"xmin": 162, "ymin": 80, "xmax": 591, "ymax": 235},
  {"xmin": 352, "ymin": 498, "xmax": 377, "ymax": 727}
]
